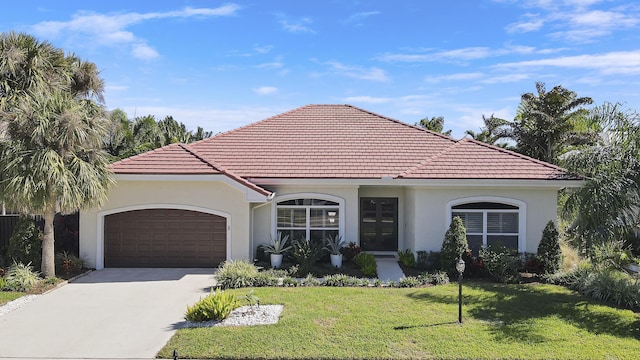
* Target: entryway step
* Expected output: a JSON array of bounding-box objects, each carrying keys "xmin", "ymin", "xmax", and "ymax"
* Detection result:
[{"xmin": 375, "ymin": 256, "xmax": 405, "ymax": 282}]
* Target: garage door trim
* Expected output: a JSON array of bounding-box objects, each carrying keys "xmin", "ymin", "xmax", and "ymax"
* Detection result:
[{"xmin": 96, "ymin": 204, "xmax": 231, "ymax": 269}]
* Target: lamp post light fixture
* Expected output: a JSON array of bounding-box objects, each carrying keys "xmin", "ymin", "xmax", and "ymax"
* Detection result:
[{"xmin": 456, "ymin": 257, "xmax": 466, "ymax": 324}]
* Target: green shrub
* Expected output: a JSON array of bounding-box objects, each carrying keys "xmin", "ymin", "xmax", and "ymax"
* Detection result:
[
  {"xmin": 396, "ymin": 276, "xmax": 421, "ymax": 288},
  {"xmin": 0, "ymin": 277, "xmax": 7, "ymax": 290},
  {"xmin": 4, "ymin": 261, "xmax": 41, "ymax": 291},
  {"xmin": 591, "ymin": 240, "xmax": 634, "ymax": 270},
  {"xmin": 355, "ymin": 253, "xmax": 377, "ymax": 277},
  {"xmin": 397, "ymin": 249, "xmax": 416, "ymax": 267},
  {"xmin": 440, "ymin": 217, "xmax": 469, "ymax": 277},
  {"xmin": 184, "ymin": 288, "xmax": 239, "ymax": 322},
  {"xmin": 215, "ymin": 260, "xmax": 259, "ymax": 289},
  {"xmin": 290, "ymin": 238, "xmax": 323, "ymax": 276},
  {"xmin": 537, "ymin": 221, "xmax": 562, "ymax": 274},
  {"xmin": 7, "ymin": 216, "xmax": 41, "ymax": 271},
  {"xmin": 282, "ymin": 276, "xmax": 298, "ymax": 287},
  {"xmin": 322, "ymin": 274, "xmax": 368, "ymax": 287},
  {"xmin": 300, "ymin": 274, "xmax": 321, "ymax": 286},
  {"xmin": 416, "ymin": 251, "xmax": 441, "ymax": 270},
  {"xmin": 479, "ymin": 245, "xmax": 521, "ymax": 283},
  {"xmin": 549, "ymin": 265, "xmax": 640, "ymax": 310},
  {"xmin": 418, "ymin": 271, "xmax": 450, "ymax": 286},
  {"xmin": 55, "ymin": 251, "xmax": 84, "ymax": 275},
  {"xmin": 252, "ymin": 272, "xmax": 279, "ymax": 287}
]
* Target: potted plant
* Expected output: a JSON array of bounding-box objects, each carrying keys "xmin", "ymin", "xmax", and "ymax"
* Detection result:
[
  {"xmin": 324, "ymin": 234, "xmax": 346, "ymax": 268},
  {"xmin": 263, "ymin": 232, "xmax": 292, "ymax": 268}
]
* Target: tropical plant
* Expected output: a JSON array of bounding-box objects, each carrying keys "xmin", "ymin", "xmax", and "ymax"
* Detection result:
[
  {"xmin": 184, "ymin": 288, "xmax": 239, "ymax": 322},
  {"xmin": 4, "ymin": 261, "xmax": 41, "ymax": 291},
  {"xmin": 263, "ymin": 232, "xmax": 292, "ymax": 255},
  {"xmin": 55, "ymin": 251, "xmax": 84, "ymax": 275},
  {"xmin": 6, "ymin": 215, "xmax": 41, "ymax": 270},
  {"xmin": 440, "ymin": 217, "xmax": 469, "ymax": 277},
  {"xmin": 397, "ymin": 249, "xmax": 416, "ymax": 267},
  {"xmin": 537, "ymin": 221, "xmax": 562, "ymax": 274},
  {"xmin": 0, "ymin": 32, "xmax": 113, "ymax": 277},
  {"xmin": 215, "ymin": 260, "xmax": 259, "ymax": 289},
  {"xmin": 290, "ymin": 238, "xmax": 323, "ymax": 275},
  {"xmin": 323, "ymin": 234, "xmax": 345, "ymax": 255},
  {"xmin": 562, "ymin": 103, "xmax": 640, "ymax": 256},
  {"xmin": 322, "ymin": 274, "xmax": 368, "ymax": 287},
  {"xmin": 396, "ymin": 276, "xmax": 421, "ymax": 288},
  {"xmin": 341, "ymin": 242, "xmax": 361, "ymax": 262},
  {"xmin": 504, "ymin": 82, "xmax": 596, "ymax": 163},
  {"xmin": 590, "ymin": 240, "xmax": 634, "ymax": 270}
]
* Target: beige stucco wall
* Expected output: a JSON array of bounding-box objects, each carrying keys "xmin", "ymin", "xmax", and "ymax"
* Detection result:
[
  {"xmin": 406, "ymin": 187, "xmax": 559, "ymax": 254},
  {"xmin": 79, "ymin": 180, "xmax": 253, "ymax": 269}
]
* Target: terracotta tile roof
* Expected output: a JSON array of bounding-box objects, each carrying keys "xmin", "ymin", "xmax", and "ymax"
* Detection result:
[
  {"xmin": 113, "ymin": 104, "xmax": 578, "ymax": 182},
  {"xmin": 190, "ymin": 104, "xmax": 458, "ymax": 179},
  {"xmin": 110, "ymin": 143, "xmax": 272, "ymax": 196},
  {"xmin": 110, "ymin": 143, "xmax": 221, "ymax": 175},
  {"xmin": 398, "ymin": 138, "xmax": 575, "ymax": 180}
]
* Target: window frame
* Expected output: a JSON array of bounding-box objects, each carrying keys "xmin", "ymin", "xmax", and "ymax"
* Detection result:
[
  {"xmin": 271, "ymin": 193, "xmax": 345, "ymax": 242},
  {"xmin": 446, "ymin": 196, "xmax": 526, "ymax": 253}
]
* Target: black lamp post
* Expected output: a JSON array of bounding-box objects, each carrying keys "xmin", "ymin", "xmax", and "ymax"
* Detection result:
[{"xmin": 456, "ymin": 257, "xmax": 466, "ymax": 324}]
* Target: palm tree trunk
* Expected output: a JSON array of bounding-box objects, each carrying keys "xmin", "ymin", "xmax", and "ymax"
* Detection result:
[{"xmin": 41, "ymin": 206, "xmax": 56, "ymax": 277}]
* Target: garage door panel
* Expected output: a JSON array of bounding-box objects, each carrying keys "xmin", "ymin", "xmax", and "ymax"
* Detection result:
[{"xmin": 104, "ymin": 209, "xmax": 226, "ymax": 268}]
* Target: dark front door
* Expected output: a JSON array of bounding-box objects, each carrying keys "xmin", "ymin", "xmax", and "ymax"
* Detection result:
[{"xmin": 360, "ymin": 198, "xmax": 398, "ymax": 251}]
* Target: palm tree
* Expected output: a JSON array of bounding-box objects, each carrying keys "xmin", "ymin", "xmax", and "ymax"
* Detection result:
[
  {"xmin": 506, "ymin": 82, "xmax": 595, "ymax": 163},
  {"xmin": 464, "ymin": 114, "xmax": 510, "ymax": 147},
  {"xmin": 561, "ymin": 103, "xmax": 640, "ymax": 256},
  {"xmin": 0, "ymin": 32, "xmax": 112, "ymax": 277},
  {"xmin": 416, "ymin": 116, "xmax": 452, "ymax": 136}
]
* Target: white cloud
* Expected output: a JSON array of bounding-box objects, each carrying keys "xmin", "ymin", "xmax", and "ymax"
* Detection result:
[
  {"xmin": 344, "ymin": 11, "xmax": 380, "ymax": 26},
  {"xmin": 325, "ymin": 61, "xmax": 389, "ymax": 82},
  {"xmin": 494, "ymin": 50, "xmax": 640, "ymax": 75},
  {"xmin": 253, "ymin": 45, "xmax": 273, "ymax": 54},
  {"xmin": 28, "ymin": 5, "xmax": 240, "ymax": 59},
  {"xmin": 480, "ymin": 73, "xmax": 532, "ymax": 84},
  {"xmin": 425, "ymin": 72, "xmax": 484, "ymax": 83},
  {"xmin": 255, "ymin": 62, "xmax": 284, "ymax": 70},
  {"xmin": 376, "ymin": 45, "xmax": 554, "ymax": 63},
  {"xmin": 253, "ymin": 86, "xmax": 278, "ymax": 95},
  {"xmin": 279, "ymin": 17, "xmax": 315, "ymax": 33}
]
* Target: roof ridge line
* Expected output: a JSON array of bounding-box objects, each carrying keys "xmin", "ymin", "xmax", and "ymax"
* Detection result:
[
  {"xmin": 463, "ymin": 137, "xmax": 572, "ymax": 172},
  {"xmin": 344, "ymin": 104, "xmax": 458, "ymax": 142},
  {"xmin": 397, "ymin": 140, "xmax": 464, "ymax": 178},
  {"xmin": 180, "ymin": 144, "xmax": 272, "ymax": 197}
]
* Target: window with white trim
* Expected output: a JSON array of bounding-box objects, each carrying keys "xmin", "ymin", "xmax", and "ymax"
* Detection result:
[
  {"xmin": 276, "ymin": 198, "xmax": 339, "ymax": 242},
  {"xmin": 451, "ymin": 202, "xmax": 519, "ymax": 254}
]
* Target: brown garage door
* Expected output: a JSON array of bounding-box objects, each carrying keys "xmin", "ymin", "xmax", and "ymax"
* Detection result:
[{"xmin": 104, "ymin": 209, "xmax": 226, "ymax": 267}]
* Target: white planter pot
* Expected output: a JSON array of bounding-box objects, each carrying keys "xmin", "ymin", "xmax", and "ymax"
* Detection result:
[
  {"xmin": 270, "ymin": 254, "xmax": 284, "ymax": 268},
  {"xmin": 330, "ymin": 254, "xmax": 343, "ymax": 268}
]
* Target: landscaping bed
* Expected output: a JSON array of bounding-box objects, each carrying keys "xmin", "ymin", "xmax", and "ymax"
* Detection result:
[{"xmin": 160, "ymin": 283, "xmax": 640, "ymax": 359}]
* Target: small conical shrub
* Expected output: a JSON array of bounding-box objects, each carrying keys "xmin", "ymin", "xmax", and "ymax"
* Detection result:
[
  {"xmin": 440, "ymin": 217, "xmax": 469, "ymax": 276},
  {"xmin": 538, "ymin": 221, "xmax": 562, "ymax": 274}
]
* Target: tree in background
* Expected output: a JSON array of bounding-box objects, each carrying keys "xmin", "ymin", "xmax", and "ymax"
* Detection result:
[
  {"xmin": 504, "ymin": 82, "xmax": 596, "ymax": 164},
  {"xmin": 104, "ymin": 111, "xmax": 213, "ymax": 160},
  {"xmin": 465, "ymin": 114, "xmax": 510, "ymax": 147},
  {"xmin": 416, "ymin": 116, "xmax": 452, "ymax": 136},
  {"xmin": 561, "ymin": 103, "xmax": 640, "ymax": 257},
  {"xmin": 0, "ymin": 32, "xmax": 113, "ymax": 277}
]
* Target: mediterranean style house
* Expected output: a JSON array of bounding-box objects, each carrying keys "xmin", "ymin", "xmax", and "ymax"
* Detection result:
[{"xmin": 79, "ymin": 104, "xmax": 581, "ymax": 268}]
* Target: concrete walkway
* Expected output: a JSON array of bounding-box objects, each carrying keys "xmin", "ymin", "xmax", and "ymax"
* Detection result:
[
  {"xmin": 375, "ymin": 256, "xmax": 406, "ymax": 282},
  {"xmin": 0, "ymin": 268, "xmax": 215, "ymax": 360}
]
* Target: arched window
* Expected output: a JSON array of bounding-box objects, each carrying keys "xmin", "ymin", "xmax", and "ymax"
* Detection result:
[
  {"xmin": 276, "ymin": 198, "xmax": 340, "ymax": 242},
  {"xmin": 450, "ymin": 201, "xmax": 522, "ymax": 254}
]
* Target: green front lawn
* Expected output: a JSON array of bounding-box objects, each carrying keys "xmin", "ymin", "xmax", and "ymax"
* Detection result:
[
  {"xmin": 159, "ymin": 283, "xmax": 640, "ymax": 359},
  {"xmin": 0, "ymin": 291, "xmax": 25, "ymax": 306}
]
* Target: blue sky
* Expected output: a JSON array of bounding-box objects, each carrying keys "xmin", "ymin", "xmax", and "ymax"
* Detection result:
[{"xmin": 2, "ymin": 0, "xmax": 639, "ymax": 138}]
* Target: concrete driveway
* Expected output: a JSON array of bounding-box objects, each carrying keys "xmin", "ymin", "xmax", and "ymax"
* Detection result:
[{"xmin": 0, "ymin": 268, "xmax": 215, "ymax": 359}]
